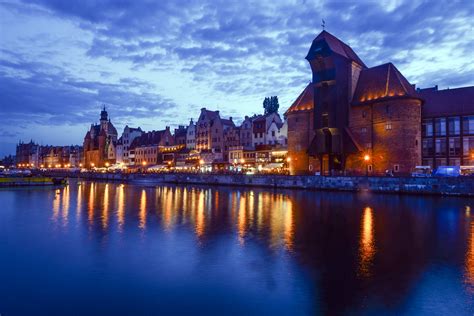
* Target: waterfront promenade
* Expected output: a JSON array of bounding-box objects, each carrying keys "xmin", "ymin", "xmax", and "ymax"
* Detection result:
[{"xmin": 41, "ymin": 171, "xmax": 474, "ymax": 197}]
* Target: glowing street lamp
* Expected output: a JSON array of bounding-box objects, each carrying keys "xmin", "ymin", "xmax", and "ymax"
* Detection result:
[
  {"xmin": 286, "ymin": 157, "xmax": 291, "ymax": 162},
  {"xmin": 364, "ymin": 154, "xmax": 371, "ymax": 177},
  {"xmin": 199, "ymin": 159, "xmax": 204, "ymax": 165},
  {"xmin": 105, "ymin": 162, "xmax": 110, "ymax": 168},
  {"xmin": 91, "ymin": 163, "xmax": 95, "ymax": 168}
]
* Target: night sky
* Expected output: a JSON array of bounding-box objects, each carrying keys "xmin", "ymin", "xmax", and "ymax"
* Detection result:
[{"xmin": 0, "ymin": 0, "xmax": 473, "ymax": 156}]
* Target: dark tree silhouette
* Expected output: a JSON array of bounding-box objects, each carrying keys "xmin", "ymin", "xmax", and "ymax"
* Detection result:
[{"xmin": 263, "ymin": 96, "xmax": 279, "ymax": 114}]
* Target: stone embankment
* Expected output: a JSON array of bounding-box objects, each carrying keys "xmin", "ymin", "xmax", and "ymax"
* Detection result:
[{"xmin": 42, "ymin": 171, "xmax": 474, "ymax": 197}]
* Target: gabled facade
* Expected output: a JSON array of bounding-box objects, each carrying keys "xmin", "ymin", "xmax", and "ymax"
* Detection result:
[
  {"xmin": 287, "ymin": 30, "xmax": 473, "ymax": 175},
  {"xmin": 83, "ymin": 107, "xmax": 118, "ymax": 168}
]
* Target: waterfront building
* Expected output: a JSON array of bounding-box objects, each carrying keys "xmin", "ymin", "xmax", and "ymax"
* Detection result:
[
  {"xmin": 195, "ymin": 108, "xmax": 235, "ymax": 161},
  {"xmin": 240, "ymin": 115, "xmax": 257, "ymax": 150},
  {"xmin": 186, "ymin": 119, "xmax": 196, "ymax": 150},
  {"xmin": 83, "ymin": 107, "xmax": 118, "ymax": 168},
  {"xmin": 266, "ymin": 119, "xmax": 288, "ymax": 146},
  {"xmin": 131, "ymin": 128, "xmax": 174, "ymax": 166},
  {"xmin": 418, "ymin": 86, "xmax": 474, "ymax": 167},
  {"xmin": 15, "ymin": 140, "xmax": 39, "ymax": 166},
  {"xmin": 118, "ymin": 125, "xmax": 143, "ymax": 165},
  {"xmin": 286, "ymin": 30, "xmax": 474, "ymax": 175},
  {"xmin": 174, "ymin": 125, "xmax": 188, "ymax": 147},
  {"xmin": 252, "ymin": 112, "xmax": 283, "ymax": 147},
  {"xmin": 223, "ymin": 121, "xmax": 240, "ymax": 161}
]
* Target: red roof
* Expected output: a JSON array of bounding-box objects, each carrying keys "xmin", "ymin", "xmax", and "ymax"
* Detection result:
[
  {"xmin": 285, "ymin": 83, "xmax": 314, "ymax": 115},
  {"xmin": 418, "ymin": 86, "xmax": 474, "ymax": 117},
  {"xmin": 307, "ymin": 31, "xmax": 366, "ymax": 67},
  {"xmin": 352, "ymin": 63, "xmax": 419, "ymax": 105}
]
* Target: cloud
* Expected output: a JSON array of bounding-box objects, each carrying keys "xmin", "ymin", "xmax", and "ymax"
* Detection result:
[{"xmin": 0, "ymin": 0, "xmax": 472, "ymax": 153}]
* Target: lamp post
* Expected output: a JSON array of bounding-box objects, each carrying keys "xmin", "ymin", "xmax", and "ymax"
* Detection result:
[{"xmin": 364, "ymin": 154, "xmax": 370, "ymax": 177}]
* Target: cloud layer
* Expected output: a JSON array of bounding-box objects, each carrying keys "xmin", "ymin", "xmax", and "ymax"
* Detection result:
[{"xmin": 0, "ymin": 0, "xmax": 473, "ymax": 155}]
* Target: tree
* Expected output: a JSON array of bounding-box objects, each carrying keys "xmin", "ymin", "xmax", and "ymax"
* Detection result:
[{"xmin": 263, "ymin": 96, "xmax": 279, "ymax": 114}]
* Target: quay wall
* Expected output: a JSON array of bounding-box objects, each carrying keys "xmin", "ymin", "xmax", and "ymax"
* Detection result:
[{"xmin": 42, "ymin": 171, "xmax": 474, "ymax": 197}]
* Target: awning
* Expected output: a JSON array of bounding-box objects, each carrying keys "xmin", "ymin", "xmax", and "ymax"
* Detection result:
[{"xmin": 148, "ymin": 164, "xmax": 168, "ymax": 170}]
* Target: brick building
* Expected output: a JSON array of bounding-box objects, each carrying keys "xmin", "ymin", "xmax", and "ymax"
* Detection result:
[
  {"xmin": 286, "ymin": 30, "xmax": 473, "ymax": 175},
  {"xmin": 131, "ymin": 128, "xmax": 174, "ymax": 166},
  {"xmin": 83, "ymin": 107, "xmax": 118, "ymax": 168}
]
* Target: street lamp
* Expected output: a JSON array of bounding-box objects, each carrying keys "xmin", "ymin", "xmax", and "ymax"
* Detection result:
[{"xmin": 364, "ymin": 154, "xmax": 370, "ymax": 177}]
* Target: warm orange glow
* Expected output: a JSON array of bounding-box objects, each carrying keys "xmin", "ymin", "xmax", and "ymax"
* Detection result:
[
  {"xmin": 102, "ymin": 184, "xmax": 109, "ymax": 229},
  {"xmin": 240, "ymin": 158, "xmax": 245, "ymax": 164},
  {"xmin": 139, "ymin": 189, "xmax": 147, "ymax": 229},
  {"xmin": 465, "ymin": 208, "xmax": 474, "ymax": 293},
  {"xmin": 199, "ymin": 159, "xmax": 204, "ymax": 165},
  {"xmin": 359, "ymin": 207, "xmax": 375, "ymax": 278},
  {"xmin": 117, "ymin": 184, "xmax": 125, "ymax": 231},
  {"xmin": 40, "ymin": 164, "xmax": 44, "ymax": 168},
  {"xmin": 364, "ymin": 154, "xmax": 370, "ymax": 162},
  {"xmin": 79, "ymin": 163, "xmax": 83, "ymax": 167},
  {"xmin": 286, "ymin": 157, "xmax": 291, "ymax": 162},
  {"xmin": 105, "ymin": 162, "xmax": 110, "ymax": 167},
  {"xmin": 142, "ymin": 161, "xmax": 147, "ymax": 166},
  {"xmin": 91, "ymin": 163, "xmax": 95, "ymax": 167}
]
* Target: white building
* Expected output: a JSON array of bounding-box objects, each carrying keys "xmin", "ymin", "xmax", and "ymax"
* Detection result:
[
  {"xmin": 119, "ymin": 125, "xmax": 143, "ymax": 165},
  {"xmin": 252, "ymin": 112, "xmax": 283, "ymax": 147}
]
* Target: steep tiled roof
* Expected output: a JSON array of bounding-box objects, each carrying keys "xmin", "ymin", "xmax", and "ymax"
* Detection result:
[
  {"xmin": 130, "ymin": 130, "xmax": 166, "ymax": 149},
  {"xmin": 307, "ymin": 31, "xmax": 366, "ymax": 67},
  {"xmin": 285, "ymin": 83, "xmax": 314, "ymax": 115},
  {"xmin": 418, "ymin": 86, "xmax": 474, "ymax": 117},
  {"xmin": 221, "ymin": 119, "xmax": 235, "ymax": 127},
  {"xmin": 352, "ymin": 63, "xmax": 420, "ymax": 106}
]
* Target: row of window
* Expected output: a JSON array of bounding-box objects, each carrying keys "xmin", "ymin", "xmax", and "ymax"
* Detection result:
[
  {"xmin": 423, "ymin": 116, "xmax": 474, "ymax": 137},
  {"xmin": 422, "ymin": 136, "xmax": 474, "ymax": 157}
]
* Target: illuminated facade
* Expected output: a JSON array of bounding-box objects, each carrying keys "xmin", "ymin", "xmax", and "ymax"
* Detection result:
[
  {"xmin": 83, "ymin": 107, "xmax": 118, "ymax": 168},
  {"xmin": 286, "ymin": 30, "xmax": 473, "ymax": 175}
]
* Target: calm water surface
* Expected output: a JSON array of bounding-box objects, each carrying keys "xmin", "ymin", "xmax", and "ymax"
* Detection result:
[{"xmin": 0, "ymin": 180, "xmax": 473, "ymax": 315}]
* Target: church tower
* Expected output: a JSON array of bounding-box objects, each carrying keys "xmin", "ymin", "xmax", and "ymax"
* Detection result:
[{"xmin": 100, "ymin": 106, "xmax": 108, "ymax": 132}]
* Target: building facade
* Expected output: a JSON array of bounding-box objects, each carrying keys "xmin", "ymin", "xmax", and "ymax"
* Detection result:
[
  {"xmin": 419, "ymin": 86, "xmax": 474, "ymax": 167},
  {"xmin": 83, "ymin": 107, "xmax": 118, "ymax": 168},
  {"xmin": 286, "ymin": 30, "xmax": 473, "ymax": 175},
  {"xmin": 131, "ymin": 128, "xmax": 174, "ymax": 166}
]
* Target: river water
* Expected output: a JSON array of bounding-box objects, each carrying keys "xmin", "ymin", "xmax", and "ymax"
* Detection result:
[{"xmin": 0, "ymin": 180, "xmax": 473, "ymax": 315}]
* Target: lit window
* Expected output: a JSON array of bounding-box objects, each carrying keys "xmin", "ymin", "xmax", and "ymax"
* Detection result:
[{"xmin": 385, "ymin": 122, "xmax": 392, "ymax": 130}]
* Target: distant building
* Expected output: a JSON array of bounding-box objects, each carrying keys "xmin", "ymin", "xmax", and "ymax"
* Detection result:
[
  {"xmin": 186, "ymin": 119, "xmax": 196, "ymax": 150},
  {"xmin": 174, "ymin": 125, "xmax": 188, "ymax": 146},
  {"xmin": 83, "ymin": 107, "xmax": 118, "ymax": 168},
  {"xmin": 131, "ymin": 127, "xmax": 174, "ymax": 166},
  {"xmin": 252, "ymin": 112, "xmax": 283, "ymax": 147},
  {"xmin": 16, "ymin": 140, "xmax": 39, "ymax": 166},
  {"xmin": 239, "ymin": 116, "xmax": 256, "ymax": 150},
  {"xmin": 117, "ymin": 125, "xmax": 143, "ymax": 165},
  {"xmin": 195, "ymin": 108, "xmax": 235, "ymax": 159},
  {"xmin": 418, "ymin": 86, "xmax": 474, "ymax": 167}
]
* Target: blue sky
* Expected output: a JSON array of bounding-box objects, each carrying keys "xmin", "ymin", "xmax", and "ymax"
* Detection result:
[{"xmin": 0, "ymin": 0, "xmax": 473, "ymax": 156}]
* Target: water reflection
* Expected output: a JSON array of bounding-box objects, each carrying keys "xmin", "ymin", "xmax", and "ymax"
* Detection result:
[
  {"xmin": 38, "ymin": 181, "xmax": 473, "ymax": 315},
  {"xmin": 466, "ymin": 206, "xmax": 474, "ymax": 293},
  {"xmin": 139, "ymin": 189, "xmax": 147, "ymax": 230},
  {"xmin": 116, "ymin": 184, "xmax": 125, "ymax": 231},
  {"xmin": 359, "ymin": 206, "xmax": 375, "ymax": 277}
]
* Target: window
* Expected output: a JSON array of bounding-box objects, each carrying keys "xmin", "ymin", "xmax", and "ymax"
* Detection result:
[
  {"xmin": 385, "ymin": 105, "xmax": 390, "ymax": 114},
  {"xmin": 463, "ymin": 136, "xmax": 474, "ymax": 157},
  {"xmin": 435, "ymin": 138, "xmax": 446, "ymax": 156},
  {"xmin": 272, "ymin": 131, "xmax": 275, "ymax": 137},
  {"xmin": 361, "ymin": 127, "xmax": 367, "ymax": 133},
  {"xmin": 422, "ymin": 139, "xmax": 433, "ymax": 156},
  {"xmin": 393, "ymin": 164, "xmax": 400, "ymax": 172},
  {"xmin": 448, "ymin": 117, "xmax": 460, "ymax": 136},
  {"xmin": 385, "ymin": 122, "xmax": 392, "ymax": 130},
  {"xmin": 463, "ymin": 116, "xmax": 474, "ymax": 135},
  {"xmin": 322, "ymin": 113, "xmax": 329, "ymax": 127},
  {"xmin": 448, "ymin": 138, "xmax": 461, "ymax": 156},
  {"xmin": 434, "ymin": 118, "xmax": 446, "ymax": 136},
  {"xmin": 362, "ymin": 111, "xmax": 367, "ymax": 118},
  {"xmin": 422, "ymin": 119, "xmax": 433, "ymax": 137},
  {"xmin": 368, "ymin": 165, "xmax": 373, "ymax": 172}
]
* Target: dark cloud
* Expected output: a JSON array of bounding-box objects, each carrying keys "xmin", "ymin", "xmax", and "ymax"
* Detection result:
[
  {"xmin": 0, "ymin": 52, "xmax": 177, "ymax": 127},
  {"xmin": 0, "ymin": 0, "xmax": 472, "ymax": 152}
]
